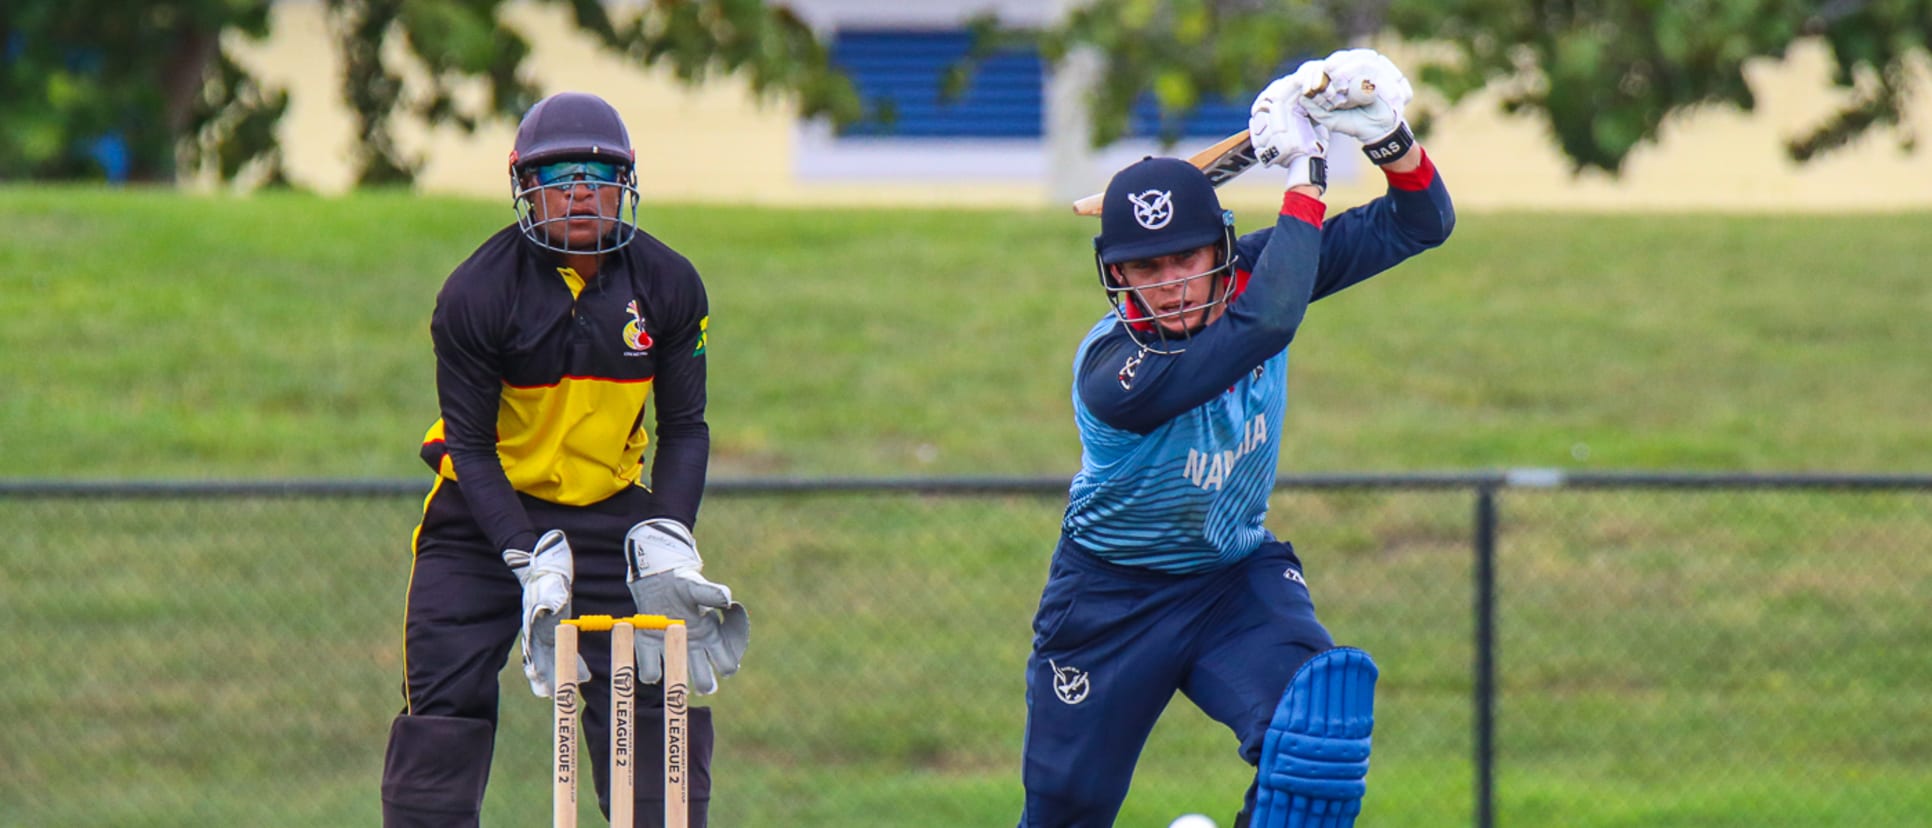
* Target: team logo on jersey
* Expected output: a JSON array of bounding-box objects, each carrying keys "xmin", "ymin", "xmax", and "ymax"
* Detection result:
[
  {"xmin": 1049, "ymin": 659, "xmax": 1090, "ymax": 705},
  {"xmin": 1129, "ymin": 189, "xmax": 1174, "ymax": 230},
  {"xmin": 1118, "ymin": 350, "xmax": 1144, "ymax": 390},
  {"xmin": 693, "ymin": 315, "xmax": 708, "ymax": 356},
  {"xmin": 623, "ymin": 300, "xmax": 654, "ymax": 353}
]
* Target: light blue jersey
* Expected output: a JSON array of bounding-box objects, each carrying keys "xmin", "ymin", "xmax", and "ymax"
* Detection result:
[
  {"xmin": 1064, "ymin": 320, "xmax": 1289, "ymax": 572},
  {"xmin": 1058, "ymin": 169, "xmax": 1457, "ymax": 574}
]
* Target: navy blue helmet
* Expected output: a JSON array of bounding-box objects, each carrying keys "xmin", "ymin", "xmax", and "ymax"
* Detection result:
[
  {"xmin": 1092, "ymin": 157, "xmax": 1238, "ymax": 352},
  {"xmin": 508, "ymin": 92, "xmax": 640, "ymax": 255}
]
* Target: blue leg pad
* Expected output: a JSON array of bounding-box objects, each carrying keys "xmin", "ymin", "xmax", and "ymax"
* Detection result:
[{"xmin": 1249, "ymin": 647, "xmax": 1378, "ymax": 828}]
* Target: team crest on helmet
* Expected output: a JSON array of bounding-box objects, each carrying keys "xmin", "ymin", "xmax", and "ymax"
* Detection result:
[
  {"xmin": 1129, "ymin": 189, "xmax": 1174, "ymax": 230},
  {"xmin": 1049, "ymin": 659, "xmax": 1090, "ymax": 705},
  {"xmin": 623, "ymin": 300, "xmax": 654, "ymax": 352}
]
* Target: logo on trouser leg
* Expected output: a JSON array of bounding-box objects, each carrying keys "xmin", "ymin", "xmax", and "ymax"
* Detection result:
[
  {"xmin": 1049, "ymin": 659, "xmax": 1090, "ymax": 705},
  {"xmin": 1283, "ymin": 568, "xmax": 1306, "ymax": 585}
]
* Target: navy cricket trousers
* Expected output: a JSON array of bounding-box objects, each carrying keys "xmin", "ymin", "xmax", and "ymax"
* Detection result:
[{"xmin": 1018, "ymin": 537, "xmax": 1334, "ymax": 827}]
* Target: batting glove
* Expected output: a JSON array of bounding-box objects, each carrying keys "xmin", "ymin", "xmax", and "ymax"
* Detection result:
[
  {"xmin": 1304, "ymin": 48, "xmax": 1417, "ymax": 165},
  {"xmin": 1250, "ymin": 62, "xmax": 1332, "ymax": 192},
  {"xmin": 502, "ymin": 529, "xmax": 590, "ymax": 697},
  {"xmin": 624, "ymin": 519, "xmax": 750, "ymax": 695}
]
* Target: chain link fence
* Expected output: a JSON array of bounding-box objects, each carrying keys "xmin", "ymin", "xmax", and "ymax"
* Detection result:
[{"xmin": 3, "ymin": 474, "xmax": 1928, "ymax": 827}]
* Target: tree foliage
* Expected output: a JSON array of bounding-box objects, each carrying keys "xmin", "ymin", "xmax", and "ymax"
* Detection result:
[
  {"xmin": 1, "ymin": 0, "xmax": 860, "ymax": 185},
  {"xmin": 959, "ymin": 0, "xmax": 1350, "ymax": 146},
  {"xmin": 1, "ymin": 1, "xmax": 285, "ymax": 182},
  {"xmin": 998, "ymin": 0, "xmax": 1928, "ymax": 172},
  {"xmin": 1391, "ymin": 0, "xmax": 1928, "ymax": 170},
  {"xmin": 320, "ymin": 0, "xmax": 862, "ymax": 185},
  {"xmin": 3, "ymin": 1, "xmax": 1923, "ymax": 183}
]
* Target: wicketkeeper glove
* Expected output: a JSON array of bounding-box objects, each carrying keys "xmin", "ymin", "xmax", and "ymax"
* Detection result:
[
  {"xmin": 502, "ymin": 529, "xmax": 590, "ymax": 697},
  {"xmin": 1249, "ymin": 60, "xmax": 1333, "ymax": 192},
  {"xmin": 1303, "ymin": 48, "xmax": 1417, "ymax": 166},
  {"xmin": 624, "ymin": 518, "xmax": 750, "ymax": 695}
]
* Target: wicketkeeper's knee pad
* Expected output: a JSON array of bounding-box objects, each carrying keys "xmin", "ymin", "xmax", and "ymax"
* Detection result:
[
  {"xmin": 380, "ymin": 713, "xmax": 495, "ymax": 828},
  {"xmin": 1249, "ymin": 647, "xmax": 1378, "ymax": 828}
]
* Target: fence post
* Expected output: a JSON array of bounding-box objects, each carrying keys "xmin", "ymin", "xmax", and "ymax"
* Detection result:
[{"xmin": 1473, "ymin": 485, "xmax": 1497, "ymax": 828}]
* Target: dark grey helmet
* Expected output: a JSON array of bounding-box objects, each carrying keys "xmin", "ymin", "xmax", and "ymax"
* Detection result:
[
  {"xmin": 509, "ymin": 91, "xmax": 636, "ymax": 170},
  {"xmin": 508, "ymin": 92, "xmax": 640, "ymax": 255}
]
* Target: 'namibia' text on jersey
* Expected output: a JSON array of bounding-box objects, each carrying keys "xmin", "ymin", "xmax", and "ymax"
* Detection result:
[
  {"xmin": 1062, "ymin": 155, "xmax": 1455, "ymax": 573},
  {"xmin": 1066, "ymin": 330, "xmax": 1291, "ymax": 572}
]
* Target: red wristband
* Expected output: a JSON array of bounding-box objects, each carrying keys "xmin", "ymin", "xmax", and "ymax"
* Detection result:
[
  {"xmin": 1382, "ymin": 147, "xmax": 1437, "ymax": 191},
  {"xmin": 1280, "ymin": 191, "xmax": 1327, "ymax": 228}
]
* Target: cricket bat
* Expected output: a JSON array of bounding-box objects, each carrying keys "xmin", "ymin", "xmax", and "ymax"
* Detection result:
[{"xmin": 1071, "ymin": 73, "xmax": 1335, "ymax": 216}]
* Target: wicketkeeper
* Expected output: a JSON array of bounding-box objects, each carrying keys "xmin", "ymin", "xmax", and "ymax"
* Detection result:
[
  {"xmin": 1016, "ymin": 49, "xmax": 1454, "ymax": 828},
  {"xmin": 379, "ymin": 91, "xmax": 749, "ymax": 828}
]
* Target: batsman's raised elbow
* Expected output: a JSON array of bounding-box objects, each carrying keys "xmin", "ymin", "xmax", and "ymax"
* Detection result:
[
  {"xmin": 1401, "ymin": 199, "xmax": 1455, "ymax": 249},
  {"xmin": 1427, "ymin": 203, "xmax": 1456, "ymax": 247},
  {"xmin": 1424, "ymin": 184, "xmax": 1457, "ymax": 246}
]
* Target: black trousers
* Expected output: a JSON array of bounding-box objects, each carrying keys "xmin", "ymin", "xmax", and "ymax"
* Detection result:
[{"xmin": 384, "ymin": 479, "xmax": 712, "ymax": 826}]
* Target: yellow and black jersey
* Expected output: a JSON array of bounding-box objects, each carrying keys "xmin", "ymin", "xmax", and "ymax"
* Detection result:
[{"xmin": 420, "ymin": 225, "xmax": 710, "ymax": 554}]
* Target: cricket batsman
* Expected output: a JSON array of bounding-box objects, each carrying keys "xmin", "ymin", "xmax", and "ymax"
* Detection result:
[{"xmin": 1016, "ymin": 49, "xmax": 1455, "ymax": 827}]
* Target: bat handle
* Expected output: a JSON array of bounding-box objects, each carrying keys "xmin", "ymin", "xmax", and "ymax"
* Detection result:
[{"xmin": 1303, "ymin": 72, "xmax": 1330, "ymax": 98}]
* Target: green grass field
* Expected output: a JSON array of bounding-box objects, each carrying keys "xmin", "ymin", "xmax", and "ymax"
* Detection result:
[
  {"xmin": 2, "ymin": 187, "xmax": 1927, "ymax": 479},
  {"xmin": 1, "ymin": 187, "xmax": 1928, "ymax": 827}
]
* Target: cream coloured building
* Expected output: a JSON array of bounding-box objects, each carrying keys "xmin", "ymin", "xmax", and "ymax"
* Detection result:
[{"xmin": 231, "ymin": 1, "xmax": 1932, "ymax": 212}]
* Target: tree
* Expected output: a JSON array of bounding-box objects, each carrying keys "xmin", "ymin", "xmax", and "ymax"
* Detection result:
[
  {"xmin": 0, "ymin": 0, "xmax": 862, "ymax": 185},
  {"xmin": 1, "ymin": 1, "xmax": 284, "ymax": 182},
  {"xmin": 5, "ymin": 1, "xmax": 1922, "ymax": 183},
  {"xmin": 1389, "ymin": 0, "xmax": 1927, "ymax": 170},
  {"xmin": 957, "ymin": 0, "xmax": 1342, "ymax": 146},
  {"xmin": 323, "ymin": 0, "xmax": 864, "ymax": 185},
  {"xmin": 985, "ymin": 0, "xmax": 1928, "ymax": 172}
]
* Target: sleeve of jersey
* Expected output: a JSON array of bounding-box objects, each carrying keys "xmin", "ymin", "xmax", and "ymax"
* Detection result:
[
  {"xmin": 645, "ymin": 269, "xmax": 710, "ymax": 528},
  {"xmin": 431, "ymin": 288, "xmax": 539, "ymax": 554},
  {"xmin": 1076, "ymin": 193, "xmax": 1326, "ymax": 434},
  {"xmin": 1309, "ymin": 148, "xmax": 1456, "ymax": 301}
]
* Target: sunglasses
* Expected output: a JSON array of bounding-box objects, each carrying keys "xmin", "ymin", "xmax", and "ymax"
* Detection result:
[{"xmin": 530, "ymin": 160, "xmax": 624, "ymax": 186}]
